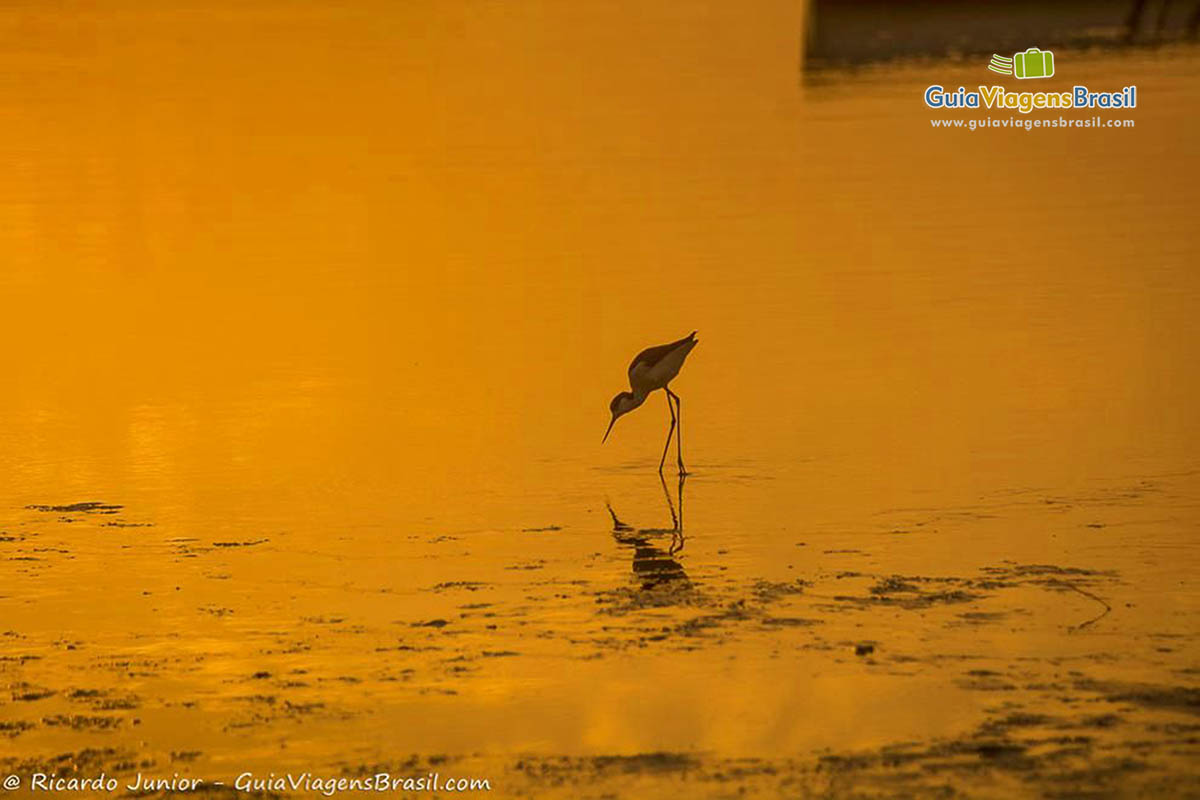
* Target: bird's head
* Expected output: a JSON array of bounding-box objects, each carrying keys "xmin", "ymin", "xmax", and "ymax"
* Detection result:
[{"xmin": 603, "ymin": 391, "xmax": 644, "ymax": 443}]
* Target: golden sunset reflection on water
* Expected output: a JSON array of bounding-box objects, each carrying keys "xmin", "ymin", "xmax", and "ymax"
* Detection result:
[{"xmin": 1, "ymin": 2, "xmax": 1198, "ymax": 797}]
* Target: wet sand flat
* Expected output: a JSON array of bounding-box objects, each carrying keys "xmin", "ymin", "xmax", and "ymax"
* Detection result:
[{"xmin": 2, "ymin": 469, "xmax": 1198, "ymax": 798}]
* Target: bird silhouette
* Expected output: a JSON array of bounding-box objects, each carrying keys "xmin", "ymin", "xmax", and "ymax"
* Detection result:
[{"xmin": 603, "ymin": 331, "xmax": 698, "ymax": 474}]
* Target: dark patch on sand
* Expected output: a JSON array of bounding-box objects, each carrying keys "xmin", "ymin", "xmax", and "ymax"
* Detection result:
[
  {"xmin": 26, "ymin": 502, "xmax": 122, "ymax": 515},
  {"xmin": 40, "ymin": 714, "xmax": 122, "ymax": 730},
  {"xmin": 11, "ymin": 683, "xmax": 57, "ymax": 702},
  {"xmin": 429, "ymin": 581, "xmax": 489, "ymax": 592},
  {"xmin": 1074, "ymin": 678, "xmax": 1200, "ymax": 716},
  {"xmin": 0, "ymin": 720, "xmax": 36, "ymax": 737}
]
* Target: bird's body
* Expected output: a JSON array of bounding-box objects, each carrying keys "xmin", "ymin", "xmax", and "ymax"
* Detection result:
[
  {"xmin": 603, "ymin": 331, "xmax": 698, "ymax": 474},
  {"xmin": 628, "ymin": 332, "xmax": 698, "ymax": 400}
]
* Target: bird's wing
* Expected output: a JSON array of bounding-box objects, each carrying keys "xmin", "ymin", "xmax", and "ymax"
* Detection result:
[{"xmin": 627, "ymin": 331, "xmax": 697, "ymax": 385}]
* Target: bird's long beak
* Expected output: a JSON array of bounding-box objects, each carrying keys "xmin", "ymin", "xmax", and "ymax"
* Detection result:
[{"xmin": 602, "ymin": 415, "xmax": 617, "ymax": 444}]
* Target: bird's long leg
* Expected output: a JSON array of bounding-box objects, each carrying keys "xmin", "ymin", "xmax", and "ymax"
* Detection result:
[
  {"xmin": 658, "ymin": 391, "xmax": 677, "ymax": 474},
  {"xmin": 668, "ymin": 389, "xmax": 687, "ymax": 475}
]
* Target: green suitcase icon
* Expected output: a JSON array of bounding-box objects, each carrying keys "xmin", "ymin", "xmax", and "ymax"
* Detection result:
[{"xmin": 1013, "ymin": 47, "xmax": 1054, "ymax": 79}]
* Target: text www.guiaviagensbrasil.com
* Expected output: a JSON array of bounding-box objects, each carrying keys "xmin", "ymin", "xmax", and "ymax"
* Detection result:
[{"xmin": 931, "ymin": 116, "xmax": 1135, "ymax": 131}]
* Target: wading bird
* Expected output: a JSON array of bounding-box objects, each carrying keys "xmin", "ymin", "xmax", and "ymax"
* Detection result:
[{"xmin": 603, "ymin": 331, "xmax": 698, "ymax": 474}]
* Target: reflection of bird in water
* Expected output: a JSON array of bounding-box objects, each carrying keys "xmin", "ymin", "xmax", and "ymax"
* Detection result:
[
  {"xmin": 606, "ymin": 475, "xmax": 689, "ymax": 595},
  {"xmin": 603, "ymin": 331, "xmax": 698, "ymax": 475}
]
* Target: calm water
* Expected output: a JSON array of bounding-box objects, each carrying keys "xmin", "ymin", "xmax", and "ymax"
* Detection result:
[{"xmin": 1, "ymin": 2, "xmax": 1198, "ymax": 797}]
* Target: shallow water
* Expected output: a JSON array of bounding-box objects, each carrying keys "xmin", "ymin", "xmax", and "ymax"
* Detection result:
[{"xmin": 1, "ymin": 2, "xmax": 1198, "ymax": 797}]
